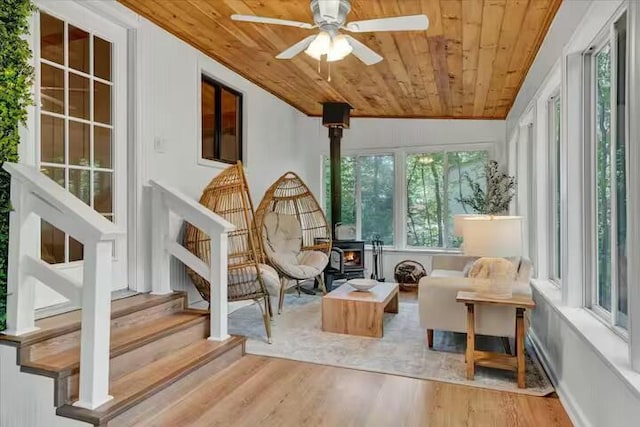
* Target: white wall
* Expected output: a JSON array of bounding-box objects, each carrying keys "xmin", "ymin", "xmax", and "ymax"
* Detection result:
[
  {"xmin": 506, "ymin": 1, "xmax": 640, "ymax": 426},
  {"xmin": 131, "ymin": 17, "xmax": 309, "ymax": 301}
]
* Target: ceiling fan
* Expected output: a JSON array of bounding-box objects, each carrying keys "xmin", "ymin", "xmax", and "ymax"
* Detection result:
[{"xmin": 231, "ymin": 0, "xmax": 429, "ymax": 66}]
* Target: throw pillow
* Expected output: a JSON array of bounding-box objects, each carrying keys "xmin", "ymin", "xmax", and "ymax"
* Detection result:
[
  {"xmin": 462, "ymin": 259, "xmax": 476, "ymax": 277},
  {"xmin": 468, "ymin": 257, "xmax": 517, "ymax": 280}
]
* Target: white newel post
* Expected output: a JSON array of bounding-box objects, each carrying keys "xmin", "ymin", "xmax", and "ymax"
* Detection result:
[
  {"xmin": 151, "ymin": 188, "xmax": 172, "ymax": 295},
  {"xmin": 208, "ymin": 230, "xmax": 229, "ymax": 341},
  {"xmin": 5, "ymin": 178, "xmax": 39, "ymax": 335},
  {"xmin": 74, "ymin": 240, "xmax": 114, "ymax": 410}
]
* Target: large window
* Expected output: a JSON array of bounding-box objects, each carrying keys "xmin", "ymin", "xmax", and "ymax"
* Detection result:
[
  {"xmin": 590, "ymin": 14, "xmax": 627, "ymax": 330},
  {"xmin": 323, "ymin": 155, "xmax": 394, "ymax": 245},
  {"xmin": 201, "ymin": 75, "xmax": 242, "ymax": 164},
  {"xmin": 548, "ymin": 94, "xmax": 562, "ymax": 284},
  {"xmin": 406, "ymin": 151, "xmax": 487, "ymax": 248},
  {"xmin": 323, "ymin": 149, "xmax": 488, "ymax": 249},
  {"xmin": 39, "ymin": 12, "xmax": 114, "ymax": 264}
]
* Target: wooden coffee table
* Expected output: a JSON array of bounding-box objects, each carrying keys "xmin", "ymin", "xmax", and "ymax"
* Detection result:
[
  {"xmin": 456, "ymin": 291, "xmax": 535, "ymax": 388},
  {"xmin": 321, "ymin": 282, "xmax": 399, "ymax": 338}
]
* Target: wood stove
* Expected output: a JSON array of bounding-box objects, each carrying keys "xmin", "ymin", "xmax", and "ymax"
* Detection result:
[{"xmin": 324, "ymin": 240, "xmax": 365, "ymax": 291}]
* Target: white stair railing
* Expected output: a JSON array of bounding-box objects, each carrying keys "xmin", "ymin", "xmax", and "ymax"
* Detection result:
[
  {"xmin": 3, "ymin": 162, "xmax": 124, "ymax": 410},
  {"xmin": 149, "ymin": 180, "xmax": 235, "ymax": 341}
]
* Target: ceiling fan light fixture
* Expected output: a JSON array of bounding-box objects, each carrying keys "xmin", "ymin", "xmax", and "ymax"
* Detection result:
[
  {"xmin": 327, "ymin": 34, "xmax": 353, "ymax": 62},
  {"xmin": 305, "ymin": 31, "xmax": 331, "ymax": 59}
]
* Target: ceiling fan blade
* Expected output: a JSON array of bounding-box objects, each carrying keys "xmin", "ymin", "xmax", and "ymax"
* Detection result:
[
  {"xmin": 345, "ymin": 15, "xmax": 429, "ymax": 32},
  {"xmin": 345, "ymin": 36, "xmax": 383, "ymax": 65},
  {"xmin": 231, "ymin": 14, "xmax": 314, "ymax": 29},
  {"xmin": 276, "ymin": 35, "xmax": 317, "ymax": 59}
]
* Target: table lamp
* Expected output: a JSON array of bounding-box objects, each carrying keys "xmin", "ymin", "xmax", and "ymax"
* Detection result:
[{"xmin": 461, "ymin": 215, "xmax": 523, "ymax": 298}]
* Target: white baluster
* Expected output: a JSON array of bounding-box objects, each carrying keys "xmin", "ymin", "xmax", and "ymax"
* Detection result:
[
  {"xmin": 74, "ymin": 240, "xmax": 113, "ymax": 410},
  {"xmin": 208, "ymin": 231, "xmax": 229, "ymax": 341},
  {"xmin": 4, "ymin": 178, "xmax": 39, "ymax": 335},
  {"xmin": 151, "ymin": 188, "xmax": 172, "ymax": 295}
]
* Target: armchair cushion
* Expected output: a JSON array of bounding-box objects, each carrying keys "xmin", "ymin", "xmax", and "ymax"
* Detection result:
[{"xmin": 262, "ymin": 212, "xmax": 329, "ymax": 280}]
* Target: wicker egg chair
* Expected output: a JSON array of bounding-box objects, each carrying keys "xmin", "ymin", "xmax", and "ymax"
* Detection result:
[
  {"xmin": 255, "ymin": 172, "xmax": 331, "ymax": 313},
  {"xmin": 183, "ymin": 162, "xmax": 280, "ymax": 343}
]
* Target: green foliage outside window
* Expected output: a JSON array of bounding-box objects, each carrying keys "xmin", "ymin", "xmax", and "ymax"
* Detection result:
[{"xmin": 0, "ymin": 0, "xmax": 35, "ymax": 330}]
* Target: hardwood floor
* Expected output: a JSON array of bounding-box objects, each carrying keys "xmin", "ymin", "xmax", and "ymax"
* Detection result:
[{"xmin": 138, "ymin": 355, "xmax": 572, "ymax": 427}]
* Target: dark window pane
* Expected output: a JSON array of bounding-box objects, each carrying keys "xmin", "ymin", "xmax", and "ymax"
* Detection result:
[
  {"xmin": 69, "ymin": 236, "xmax": 84, "ymax": 262},
  {"xmin": 220, "ymin": 88, "xmax": 240, "ymax": 163},
  {"xmin": 69, "ymin": 72, "xmax": 90, "ymax": 120},
  {"xmin": 68, "ymin": 25, "xmax": 89, "ymax": 73},
  {"xmin": 360, "ymin": 155, "xmax": 394, "ymax": 245},
  {"xmin": 94, "ymin": 126, "xmax": 112, "ymax": 169},
  {"xmin": 94, "ymin": 171, "xmax": 112, "ymax": 214},
  {"xmin": 41, "ymin": 220, "xmax": 65, "ymax": 264},
  {"xmin": 446, "ymin": 151, "xmax": 488, "ymax": 248},
  {"xmin": 40, "ymin": 13, "xmax": 64, "ymax": 65},
  {"xmin": 40, "ymin": 114, "xmax": 65, "ymax": 164},
  {"xmin": 201, "ymin": 79, "xmax": 216, "ymax": 160},
  {"xmin": 595, "ymin": 44, "xmax": 612, "ymax": 312},
  {"xmin": 406, "ymin": 153, "xmax": 446, "ymax": 248},
  {"xmin": 69, "ymin": 169, "xmax": 91, "ymax": 205},
  {"xmin": 323, "ymin": 156, "xmax": 356, "ymax": 227},
  {"xmin": 68, "ymin": 120, "xmax": 90, "ymax": 166},
  {"xmin": 41, "ymin": 63, "xmax": 64, "ymax": 114},
  {"xmin": 94, "ymin": 81, "xmax": 111, "ymax": 125},
  {"xmin": 94, "ymin": 36, "xmax": 112, "ymax": 81}
]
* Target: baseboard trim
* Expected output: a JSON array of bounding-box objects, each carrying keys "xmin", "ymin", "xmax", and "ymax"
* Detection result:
[{"xmin": 529, "ymin": 329, "xmax": 591, "ymax": 427}]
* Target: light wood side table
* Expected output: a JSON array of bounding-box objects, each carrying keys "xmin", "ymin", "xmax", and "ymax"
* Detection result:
[{"xmin": 456, "ymin": 291, "xmax": 535, "ymax": 388}]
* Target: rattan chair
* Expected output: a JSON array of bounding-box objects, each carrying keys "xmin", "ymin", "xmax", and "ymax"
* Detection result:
[
  {"xmin": 184, "ymin": 162, "xmax": 279, "ymax": 343},
  {"xmin": 255, "ymin": 172, "xmax": 331, "ymax": 313}
]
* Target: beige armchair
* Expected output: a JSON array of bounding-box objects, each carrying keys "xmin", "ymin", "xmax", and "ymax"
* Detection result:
[{"xmin": 418, "ymin": 255, "xmax": 532, "ymax": 349}]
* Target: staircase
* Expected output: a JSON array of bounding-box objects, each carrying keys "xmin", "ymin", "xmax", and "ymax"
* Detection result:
[{"xmin": 0, "ymin": 292, "xmax": 245, "ymax": 426}]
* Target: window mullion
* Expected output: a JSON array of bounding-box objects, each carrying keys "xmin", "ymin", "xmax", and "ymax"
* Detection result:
[
  {"xmin": 214, "ymin": 85, "xmax": 222, "ymax": 160},
  {"xmin": 442, "ymin": 152, "xmax": 449, "ymax": 248}
]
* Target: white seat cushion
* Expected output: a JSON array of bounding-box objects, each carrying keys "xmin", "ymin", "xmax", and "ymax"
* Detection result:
[{"xmin": 262, "ymin": 212, "xmax": 328, "ymax": 280}]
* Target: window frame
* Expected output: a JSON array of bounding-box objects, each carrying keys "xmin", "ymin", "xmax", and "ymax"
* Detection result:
[
  {"xmin": 198, "ymin": 72, "xmax": 243, "ymax": 166},
  {"xmin": 584, "ymin": 10, "xmax": 629, "ymax": 337},
  {"xmin": 547, "ymin": 91, "xmax": 562, "ymax": 286},
  {"xmin": 322, "ymin": 142, "xmax": 495, "ymax": 252}
]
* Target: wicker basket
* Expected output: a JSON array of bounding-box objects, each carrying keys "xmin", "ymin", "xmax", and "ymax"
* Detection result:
[{"xmin": 394, "ymin": 260, "xmax": 427, "ymax": 292}]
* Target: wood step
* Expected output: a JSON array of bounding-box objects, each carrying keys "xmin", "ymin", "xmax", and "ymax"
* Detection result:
[
  {"xmin": 0, "ymin": 292, "xmax": 188, "ymax": 352},
  {"xmin": 56, "ymin": 335, "xmax": 246, "ymax": 426},
  {"xmin": 56, "ymin": 311, "xmax": 211, "ymax": 406},
  {"xmin": 21, "ymin": 310, "xmax": 208, "ymax": 377}
]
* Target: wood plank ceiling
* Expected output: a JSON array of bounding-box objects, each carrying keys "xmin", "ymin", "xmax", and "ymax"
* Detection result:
[{"xmin": 119, "ymin": 0, "xmax": 562, "ymax": 119}]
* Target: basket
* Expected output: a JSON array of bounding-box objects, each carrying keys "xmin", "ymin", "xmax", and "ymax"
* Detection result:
[{"xmin": 393, "ymin": 260, "xmax": 427, "ymax": 292}]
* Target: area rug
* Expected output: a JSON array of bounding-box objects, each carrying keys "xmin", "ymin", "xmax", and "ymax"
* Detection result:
[{"xmin": 228, "ymin": 294, "xmax": 554, "ymax": 396}]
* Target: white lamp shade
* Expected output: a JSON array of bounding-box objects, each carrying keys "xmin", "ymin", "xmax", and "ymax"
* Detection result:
[
  {"xmin": 462, "ymin": 216, "xmax": 523, "ymax": 257},
  {"xmin": 453, "ymin": 214, "xmax": 480, "ymax": 237}
]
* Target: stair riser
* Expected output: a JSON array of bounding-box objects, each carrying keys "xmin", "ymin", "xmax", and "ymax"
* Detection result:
[
  {"xmin": 23, "ymin": 297, "xmax": 186, "ymax": 363},
  {"xmin": 109, "ymin": 343, "xmax": 244, "ymax": 427},
  {"xmin": 56, "ymin": 318, "xmax": 210, "ymax": 407}
]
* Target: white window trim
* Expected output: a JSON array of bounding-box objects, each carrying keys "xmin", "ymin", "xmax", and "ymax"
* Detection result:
[
  {"xmin": 547, "ymin": 91, "xmax": 562, "ymax": 286},
  {"xmin": 321, "ymin": 141, "xmax": 497, "ymax": 252},
  {"xmin": 583, "ymin": 9, "xmax": 629, "ymax": 338}
]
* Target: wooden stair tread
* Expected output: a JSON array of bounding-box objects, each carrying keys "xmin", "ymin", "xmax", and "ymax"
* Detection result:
[
  {"xmin": 23, "ymin": 311, "xmax": 207, "ymax": 375},
  {"xmin": 0, "ymin": 292, "xmax": 187, "ymax": 346},
  {"xmin": 56, "ymin": 336, "xmax": 245, "ymax": 425}
]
